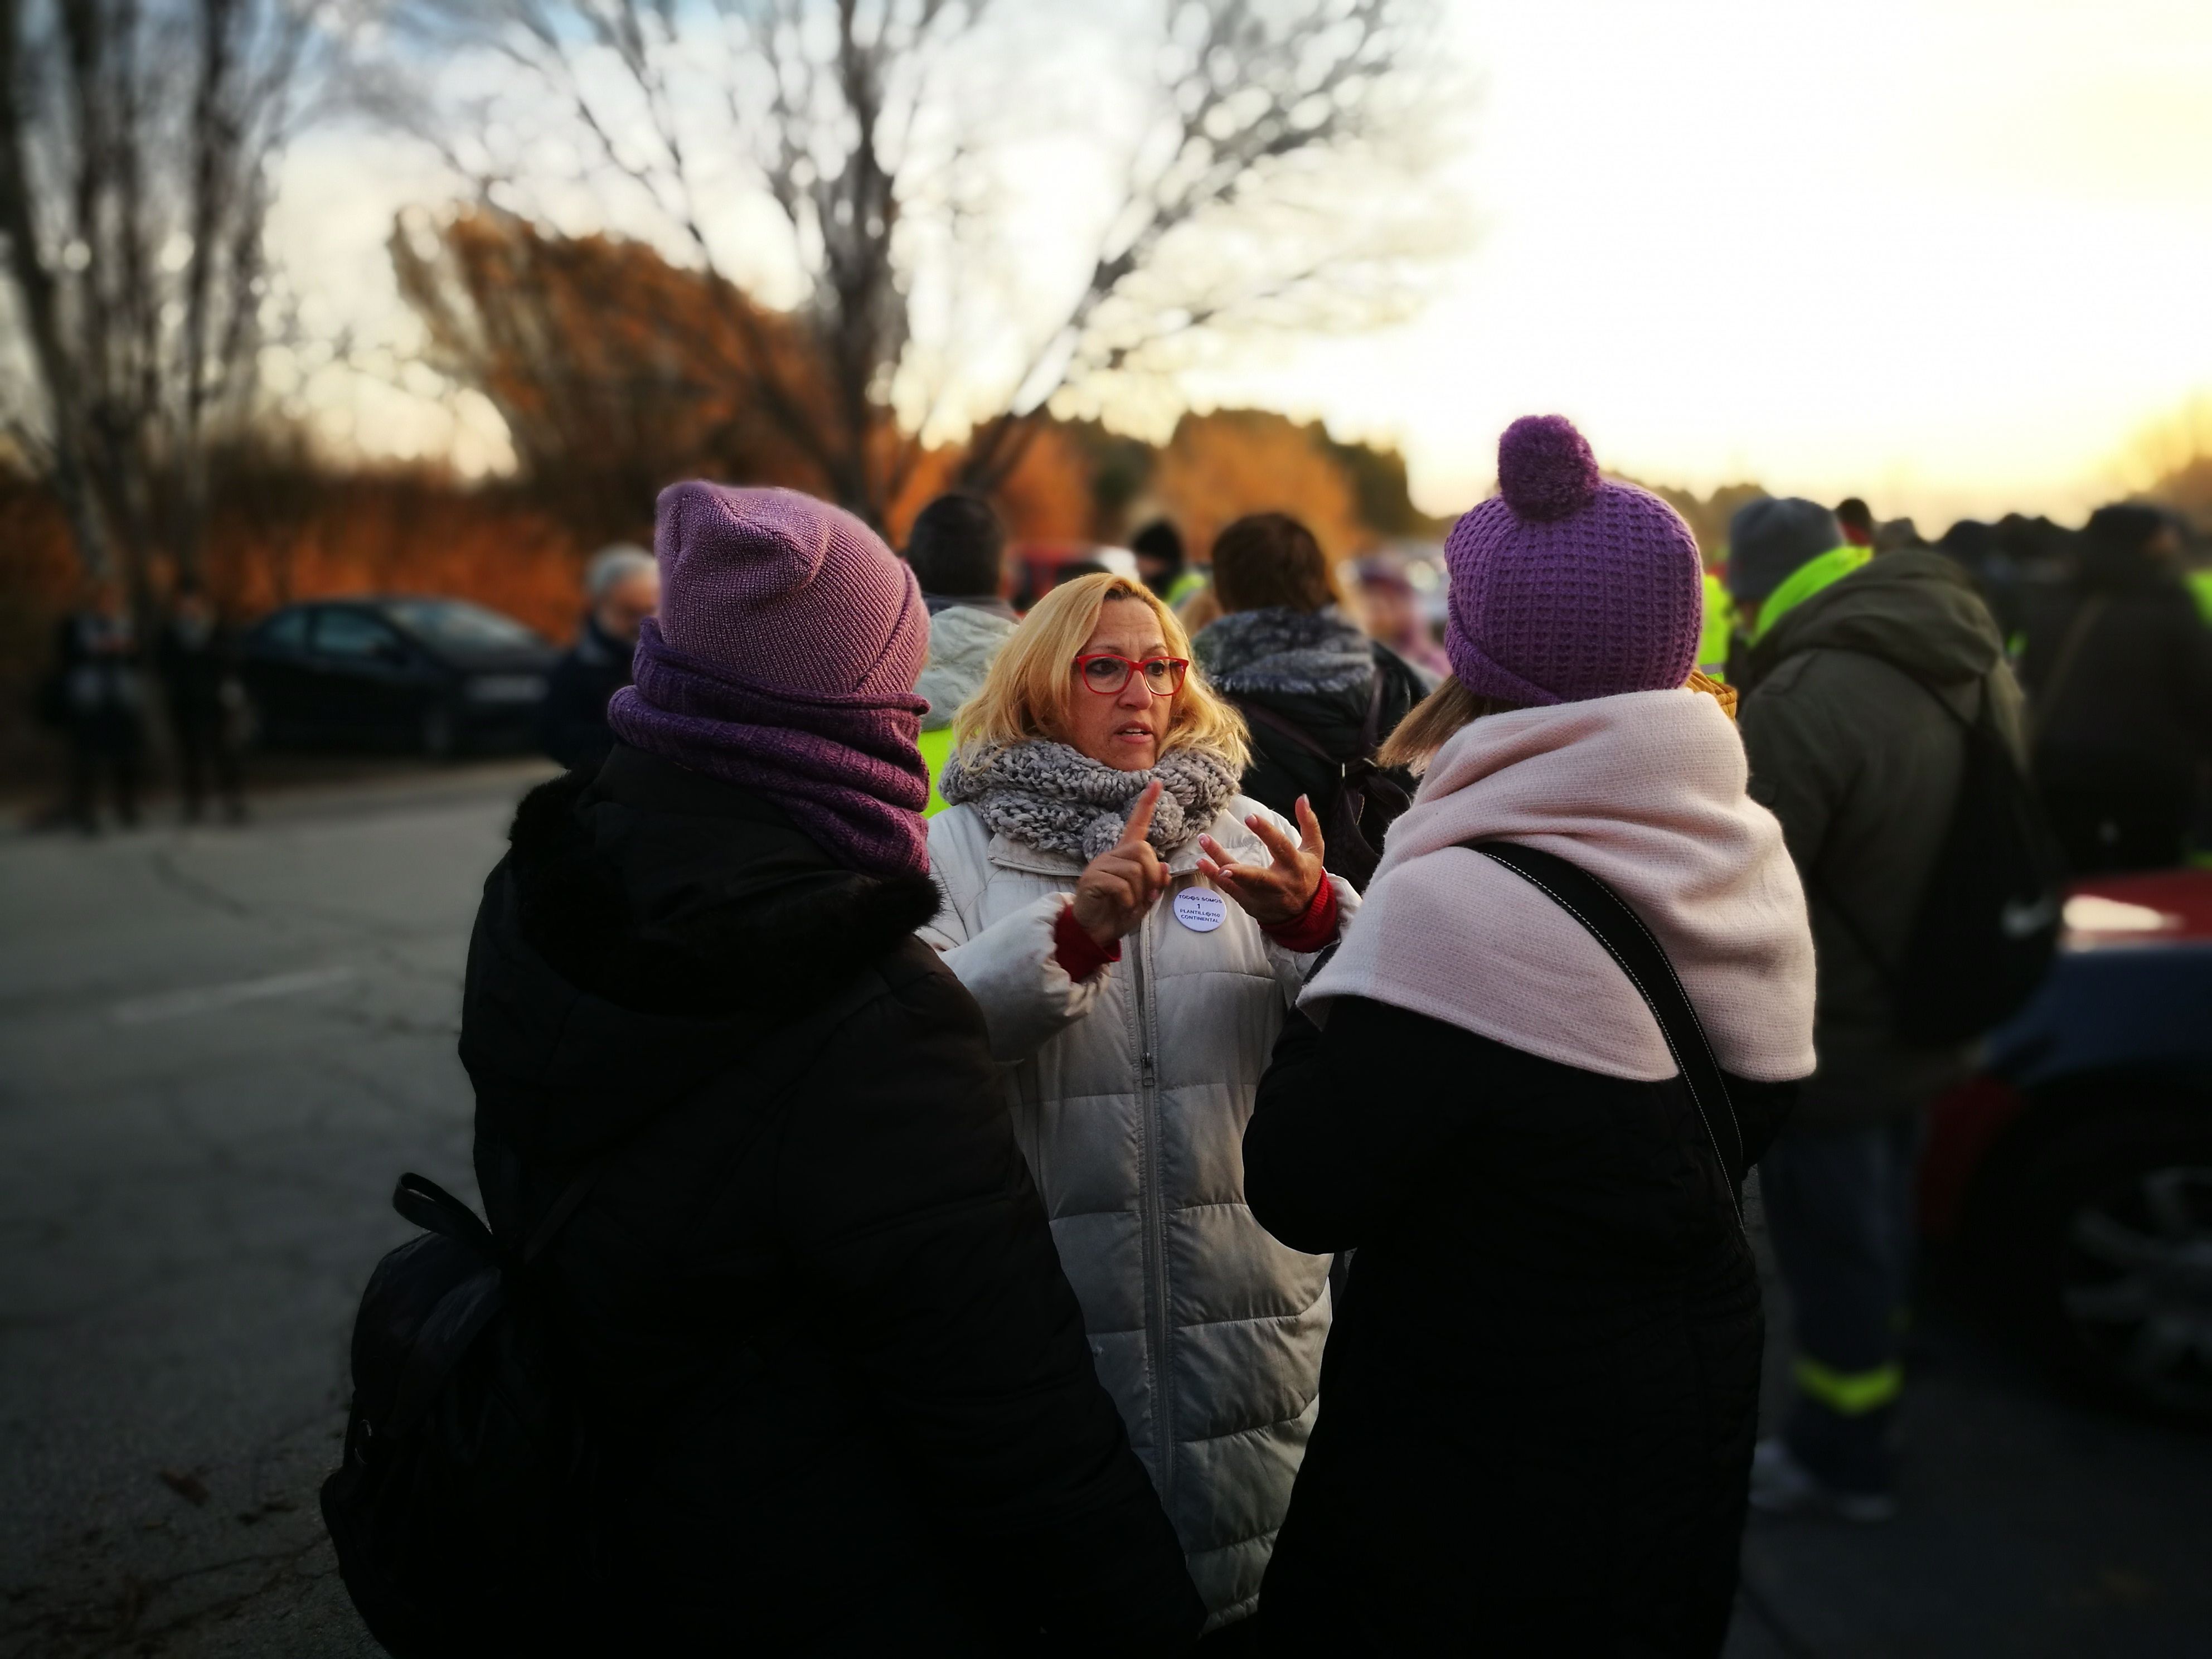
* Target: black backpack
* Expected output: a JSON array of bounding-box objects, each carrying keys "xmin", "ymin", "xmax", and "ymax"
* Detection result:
[
  {"xmin": 1818, "ymin": 666, "xmax": 2064, "ymax": 1047},
  {"xmin": 319, "ymin": 1168, "xmax": 607, "ymax": 1658},
  {"xmin": 1231, "ymin": 671, "xmax": 1414, "ymax": 889}
]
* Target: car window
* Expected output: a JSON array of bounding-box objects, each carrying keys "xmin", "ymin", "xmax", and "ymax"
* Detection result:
[
  {"xmin": 381, "ymin": 600, "xmax": 543, "ymax": 651},
  {"xmin": 258, "ymin": 609, "xmax": 311, "ymax": 650},
  {"xmin": 313, "ymin": 608, "xmax": 403, "ymax": 659}
]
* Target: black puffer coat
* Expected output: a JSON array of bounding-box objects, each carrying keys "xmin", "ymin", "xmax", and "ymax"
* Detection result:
[
  {"xmin": 1244, "ymin": 995, "xmax": 1794, "ymax": 1657},
  {"xmin": 462, "ymin": 744, "xmax": 1203, "ymax": 1653},
  {"xmin": 1192, "ymin": 607, "xmax": 1427, "ymax": 820}
]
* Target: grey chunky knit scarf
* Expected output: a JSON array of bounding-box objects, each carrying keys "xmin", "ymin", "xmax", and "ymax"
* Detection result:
[{"xmin": 939, "ymin": 739, "xmax": 1240, "ymax": 861}]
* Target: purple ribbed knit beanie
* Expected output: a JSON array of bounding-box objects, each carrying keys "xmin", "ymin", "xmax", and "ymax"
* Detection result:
[
  {"xmin": 1442, "ymin": 416, "xmax": 1703, "ymax": 707},
  {"xmin": 654, "ymin": 482, "xmax": 926, "ymax": 697},
  {"xmin": 605, "ymin": 483, "xmax": 934, "ymax": 879}
]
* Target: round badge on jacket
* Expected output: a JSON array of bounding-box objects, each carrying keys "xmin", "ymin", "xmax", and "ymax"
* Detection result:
[{"xmin": 1173, "ymin": 886, "xmax": 1227, "ymax": 933}]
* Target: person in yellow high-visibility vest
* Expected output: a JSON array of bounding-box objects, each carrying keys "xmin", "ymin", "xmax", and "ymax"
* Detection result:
[
  {"xmin": 908, "ymin": 494, "xmax": 1018, "ymax": 816},
  {"xmin": 1698, "ymin": 565, "xmax": 1734, "ymax": 681}
]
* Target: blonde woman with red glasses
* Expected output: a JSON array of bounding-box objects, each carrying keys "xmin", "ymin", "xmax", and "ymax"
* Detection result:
[{"xmin": 923, "ymin": 572, "xmax": 1357, "ymax": 1639}]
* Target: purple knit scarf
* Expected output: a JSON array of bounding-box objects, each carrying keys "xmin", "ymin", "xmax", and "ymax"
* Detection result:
[{"xmin": 606, "ymin": 619, "xmax": 932, "ymax": 880}]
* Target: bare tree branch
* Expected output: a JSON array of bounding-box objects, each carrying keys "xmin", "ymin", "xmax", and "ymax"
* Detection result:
[{"xmin": 379, "ymin": 0, "xmax": 1452, "ymax": 524}]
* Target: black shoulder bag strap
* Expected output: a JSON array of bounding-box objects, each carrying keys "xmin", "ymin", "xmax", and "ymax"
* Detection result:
[
  {"xmin": 1341, "ymin": 668, "xmax": 1388, "ymax": 809},
  {"xmin": 1357, "ymin": 663, "xmax": 1388, "ymax": 753},
  {"xmin": 1467, "ymin": 841, "xmax": 1747, "ymax": 1222}
]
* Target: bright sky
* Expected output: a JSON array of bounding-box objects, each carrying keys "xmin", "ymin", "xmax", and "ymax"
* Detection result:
[{"xmin": 276, "ymin": 0, "xmax": 2212, "ymax": 532}]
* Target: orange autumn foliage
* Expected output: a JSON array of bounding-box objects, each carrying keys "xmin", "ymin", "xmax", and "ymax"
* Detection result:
[
  {"xmin": 394, "ymin": 210, "xmax": 838, "ymax": 542},
  {"xmin": 1152, "ymin": 410, "xmax": 1370, "ymax": 561}
]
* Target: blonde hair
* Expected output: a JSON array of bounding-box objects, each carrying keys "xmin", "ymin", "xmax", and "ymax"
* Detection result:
[
  {"xmin": 1376, "ymin": 676, "xmax": 1520, "ymax": 773},
  {"xmin": 954, "ymin": 573, "xmax": 1250, "ymax": 772}
]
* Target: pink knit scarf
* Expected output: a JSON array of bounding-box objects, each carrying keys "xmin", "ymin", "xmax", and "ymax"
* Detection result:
[{"xmin": 1303, "ymin": 689, "xmax": 1816, "ymax": 1082}]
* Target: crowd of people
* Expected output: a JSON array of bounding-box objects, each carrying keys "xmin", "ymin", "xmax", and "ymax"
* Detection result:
[
  {"xmin": 30, "ymin": 415, "xmax": 2208, "ymax": 1650},
  {"xmin": 326, "ymin": 408, "xmax": 2202, "ymax": 1656}
]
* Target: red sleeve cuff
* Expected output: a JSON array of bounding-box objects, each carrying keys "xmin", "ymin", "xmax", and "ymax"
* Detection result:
[
  {"xmin": 1263, "ymin": 876, "xmax": 1339, "ymax": 953},
  {"xmin": 1053, "ymin": 902, "xmax": 1121, "ymax": 981}
]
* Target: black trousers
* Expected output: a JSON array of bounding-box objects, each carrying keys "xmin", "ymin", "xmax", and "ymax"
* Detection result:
[
  {"xmin": 173, "ymin": 709, "xmax": 244, "ymax": 817},
  {"xmin": 1762, "ymin": 1114, "xmax": 1922, "ymax": 1494}
]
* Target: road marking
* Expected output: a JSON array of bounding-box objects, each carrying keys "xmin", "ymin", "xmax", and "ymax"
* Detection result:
[{"xmin": 110, "ymin": 966, "xmax": 358, "ymax": 1026}]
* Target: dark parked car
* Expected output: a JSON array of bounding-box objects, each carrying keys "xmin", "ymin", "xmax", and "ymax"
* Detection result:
[
  {"xmin": 1922, "ymin": 870, "xmax": 2212, "ymax": 1419},
  {"xmin": 240, "ymin": 598, "xmax": 557, "ymax": 757}
]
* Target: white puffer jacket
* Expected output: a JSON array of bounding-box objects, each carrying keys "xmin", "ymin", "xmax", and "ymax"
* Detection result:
[{"xmin": 921, "ymin": 799, "xmax": 1355, "ymax": 1624}]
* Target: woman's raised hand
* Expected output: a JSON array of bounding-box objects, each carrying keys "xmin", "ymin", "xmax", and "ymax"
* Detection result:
[
  {"xmin": 1197, "ymin": 796, "xmax": 1326, "ymax": 928},
  {"xmin": 1071, "ymin": 781, "xmax": 1171, "ymax": 947}
]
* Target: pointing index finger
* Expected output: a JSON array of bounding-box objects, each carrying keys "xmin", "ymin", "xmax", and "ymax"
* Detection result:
[{"xmin": 1119, "ymin": 780, "xmax": 1163, "ymax": 850}]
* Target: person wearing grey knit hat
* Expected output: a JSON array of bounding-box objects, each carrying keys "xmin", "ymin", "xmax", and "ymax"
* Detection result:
[
  {"xmin": 1728, "ymin": 497, "xmax": 1847, "ymax": 608},
  {"xmin": 1733, "ymin": 489, "xmax": 2026, "ymax": 1525},
  {"xmin": 1724, "ymin": 497, "xmax": 1874, "ymax": 679}
]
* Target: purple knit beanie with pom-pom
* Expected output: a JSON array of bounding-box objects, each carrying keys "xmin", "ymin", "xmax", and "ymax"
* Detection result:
[{"xmin": 1442, "ymin": 415, "xmax": 1704, "ymax": 706}]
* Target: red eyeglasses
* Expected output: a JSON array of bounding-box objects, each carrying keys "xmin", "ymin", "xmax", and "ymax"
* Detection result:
[{"xmin": 1074, "ymin": 653, "xmax": 1190, "ymax": 696}]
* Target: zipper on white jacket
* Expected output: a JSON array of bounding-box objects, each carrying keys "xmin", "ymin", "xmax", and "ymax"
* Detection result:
[{"xmin": 1131, "ymin": 908, "xmax": 1174, "ymax": 1503}]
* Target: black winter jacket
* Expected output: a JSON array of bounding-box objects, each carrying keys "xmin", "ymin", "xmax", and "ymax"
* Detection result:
[
  {"xmin": 462, "ymin": 745, "xmax": 1203, "ymax": 1653},
  {"xmin": 1244, "ymin": 994, "xmax": 1794, "ymax": 1657},
  {"xmin": 536, "ymin": 617, "xmax": 636, "ymax": 772},
  {"xmin": 1194, "ymin": 607, "xmax": 1426, "ymax": 821},
  {"xmin": 2020, "ymin": 555, "xmax": 2212, "ymax": 804}
]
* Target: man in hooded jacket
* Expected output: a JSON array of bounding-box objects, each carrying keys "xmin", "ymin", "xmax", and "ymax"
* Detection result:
[
  {"xmin": 908, "ymin": 492, "xmax": 1020, "ymax": 814},
  {"xmin": 1731, "ymin": 497, "xmax": 2027, "ymax": 1521}
]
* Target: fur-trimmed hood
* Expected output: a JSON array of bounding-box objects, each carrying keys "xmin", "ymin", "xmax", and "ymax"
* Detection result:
[
  {"xmin": 461, "ymin": 745, "xmax": 940, "ymax": 1158},
  {"xmin": 1189, "ymin": 608, "xmax": 1428, "ymax": 814},
  {"xmin": 1194, "ymin": 605, "xmax": 1374, "ymax": 697}
]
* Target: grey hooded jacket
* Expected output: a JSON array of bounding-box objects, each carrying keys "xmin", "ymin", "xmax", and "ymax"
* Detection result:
[
  {"xmin": 1737, "ymin": 551, "xmax": 2027, "ymax": 1131},
  {"xmin": 916, "ymin": 604, "xmax": 1018, "ymax": 733}
]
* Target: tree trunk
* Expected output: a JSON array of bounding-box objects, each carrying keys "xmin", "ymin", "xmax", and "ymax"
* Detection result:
[{"xmin": 0, "ymin": 0, "xmax": 114, "ymax": 582}]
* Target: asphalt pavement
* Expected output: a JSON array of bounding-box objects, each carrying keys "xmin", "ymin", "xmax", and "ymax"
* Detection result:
[{"xmin": 1, "ymin": 763, "xmax": 2206, "ymax": 1657}]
